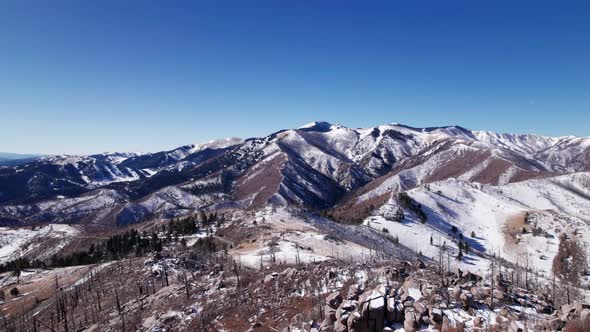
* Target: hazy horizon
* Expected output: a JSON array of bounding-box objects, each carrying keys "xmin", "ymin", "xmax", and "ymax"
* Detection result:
[{"xmin": 2, "ymin": 118, "xmax": 589, "ymax": 156}]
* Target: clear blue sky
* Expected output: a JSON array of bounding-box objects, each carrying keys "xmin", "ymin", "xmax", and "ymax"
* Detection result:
[{"xmin": 1, "ymin": 1, "xmax": 589, "ymax": 155}]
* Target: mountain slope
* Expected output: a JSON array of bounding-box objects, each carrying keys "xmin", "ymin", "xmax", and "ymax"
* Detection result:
[{"xmin": 0, "ymin": 122, "xmax": 588, "ymax": 227}]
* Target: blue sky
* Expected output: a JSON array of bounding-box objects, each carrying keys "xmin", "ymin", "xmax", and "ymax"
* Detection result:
[{"xmin": 1, "ymin": 1, "xmax": 589, "ymax": 154}]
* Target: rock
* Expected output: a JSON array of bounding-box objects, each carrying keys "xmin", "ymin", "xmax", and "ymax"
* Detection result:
[
  {"xmin": 561, "ymin": 304, "xmax": 574, "ymax": 315},
  {"xmin": 429, "ymin": 307, "xmax": 443, "ymax": 325},
  {"xmin": 400, "ymin": 292, "xmax": 414, "ymax": 303},
  {"xmin": 325, "ymin": 306, "xmax": 337, "ymax": 322},
  {"xmin": 561, "ymin": 304, "xmax": 577, "ymax": 321},
  {"xmin": 319, "ymin": 317, "xmax": 334, "ymax": 332},
  {"xmin": 346, "ymin": 311, "xmax": 364, "ymax": 332},
  {"xmin": 415, "ymin": 259, "xmax": 426, "ymax": 269},
  {"xmin": 421, "ymin": 284, "xmax": 437, "ymax": 298},
  {"xmin": 263, "ymin": 274, "xmax": 274, "ymax": 284},
  {"xmin": 413, "ymin": 301, "xmax": 428, "ymax": 317},
  {"xmin": 575, "ymin": 303, "xmax": 590, "ymax": 314},
  {"xmin": 452, "ymin": 286, "xmax": 461, "ymax": 300},
  {"xmin": 403, "ymin": 300, "xmax": 415, "ymax": 308},
  {"xmin": 470, "ymin": 287, "xmax": 481, "ymax": 298},
  {"xmin": 500, "ymin": 307, "xmax": 510, "ymax": 318},
  {"xmin": 441, "ymin": 317, "xmax": 465, "ymax": 332},
  {"xmin": 386, "ymin": 298, "xmax": 404, "ymax": 323},
  {"xmin": 460, "ymin": 291, "xmax": 474, "ymax": 308},
  {"xmin": 544, "ymin": 317, "xmax": 565, "ymax": 331},
  {"xmin": 340, "ymin": 300, "xmax": 356, "ymax": 312},
  {"xmin": 401, "ymin": 277, "xmax": 420, "ymax": 294},
  {"xmin": 473, "ymin": 316, "xmax": 483, "ymax": 327},
  {"xmin": 334, "ymin": 320, "xmax": 348, "ymax": 332},
  {"xmin": 508, "ymin": 320, "xmax": 526, "ymax": 332},
  {"xmin": 386, "ymin": 298, "xmax": 397, "ymax": 322},
  {"xmin": 358, "ymin": 289, "xmax": 385, "ymax": 331},
  {"xmin": 493, "ymin": 289, "xmax": 505, "ymax": 300},
  {"xmin": 327, "ymin": 270, "xmax": 337, "ymax": 279},
  {"xmin": 580, "ymin": 308, "xmax": 590, "ymax": 322},
  {"xmin": 326, "ymin": 292, "xmax": 343, "ymax": 309},
  {"xmin": 403, "ymin": 309, "xmax": 418, "ymax": 332},
  {"xmin": 347, "ymin": 285, "xmax": 362, "ymax": 301}
]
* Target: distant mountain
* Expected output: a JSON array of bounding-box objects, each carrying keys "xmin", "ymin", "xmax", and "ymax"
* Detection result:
[
  {"xmin": 0, "ymin": 152, "xmax": 44, "ymax": 167},
  {"xmin": 0, "ymin": 122, "xmax": 588, "ymax": 227},
  {"xmin": 0, "ymin": 152, "xmax": 43, "ymax": 160}
]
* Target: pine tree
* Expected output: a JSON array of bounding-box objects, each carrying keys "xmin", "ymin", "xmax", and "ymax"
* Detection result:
[{"xmin": 456, "ymin": 248, "xmax": 463, "ymax": 261}]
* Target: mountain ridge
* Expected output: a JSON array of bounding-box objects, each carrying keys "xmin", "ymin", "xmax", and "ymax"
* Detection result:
[{"xmin": 0, "ymin": 121, "xmax": 588, "ymax": 228}]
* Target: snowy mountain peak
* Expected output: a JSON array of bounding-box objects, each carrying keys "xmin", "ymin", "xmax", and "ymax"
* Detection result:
[{"xmin": 298, "ymin": 121, "xmax": 343, "ymax": 132}]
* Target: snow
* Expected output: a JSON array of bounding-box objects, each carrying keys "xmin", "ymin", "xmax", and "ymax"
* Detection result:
[
  {"xmin": 231, "ymin": 206, "xmax": 411, "ymax": 268},
  {"xmin": 367, "ymin": 173, "xmax": 590, "ymax": 276},
  {"xmin": 190, "ymin": 137, "xmax": 242, "ymax": 153},
  {"xmin": 408, "ymin": 287, "xmax": 422, "ymax": 301},
  {"xmin": 0, "ymin": 224, "xmax": 79, "ymax": 263}
]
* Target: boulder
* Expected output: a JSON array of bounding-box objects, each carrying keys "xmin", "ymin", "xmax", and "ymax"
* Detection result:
[
  {"xmin": 347, "ymin": 285, "xmax": 362, "ymax": 301},
  {"xmin": 263, "ymin": 274, "xmax": 274, "ymax": 284},
  {"xmin": 473, "ymin": 316, "xmax": 484, "ymax": 327},
  {"xmin": 403, "ymin": 309, "xmax": 418, "ymax": 332},
  {"xmin": 575, "ymin": 303, "xmax": 590, "ymax": 314},
  {"xmin": 493, "ymin": 289, "xmax": 505, "ymax": 300},
  {"xmin": 421, "ymin": 284, "xmax": 437, "ymax": 298},
  {"xmin": 460, "ymin": 291, "xmax": 474, "ymax": 308},
  {"xmin": 319, "ymin": 317, "xmax": 335, "ymax": 332},
  {"xmin": 386, "ymin": 299, "xmax": 404, "ymax": 323},
  {"xmin": 358, "ymin": 290, "xmax": 385, "ymax": 331},
  {"xmin": 326, "ymin": 292, "xmax": 343, "ymax": 309},
  {"xmin": 415, "ymin": 259, "xmax": 426, "ymax": 269},
  {"xmin": 441, "ymin": 317, "xmax": 465, "ymax": 332},
  {"xmin": 544, "ymin": 317, "xmax": 565, "ymax": 331},
  {"xmin": 413, "ymin": 301, "xmax": 428, "ymax": 317},
  {"xmin": 561, "ymin": 304, "xmax": 577, "ymax": 321},
  {"xmin": 324, "ymin": 306, "xmax": 337, "ymax": 322},
  {"xmin": 508, "ymin": 320, "xmax": 526, "ymax": 332},
  {"xmin": 346, "ymin": 311, "xmax": 365, "ymax": 332},
  {"xmin": 470, "ymin": 287, "xmax": 481, "ymax": 298},
  {"xmin": 561, "ymin": 304, "xmax": 574, "ymax": 315},
  {"xmin": 429, "ymin": 307, "xmax": 443, "ymax": 325},
  {"xmin": 334, "ymin": 320, "xmax": 348, "ymax": 332},
  {"xmin": 400, "ymin": 293, "xmax": 414, "ymax": 303},
  {"xmin": 452, "ymin": 286, "xmax": 462, "ymax": 300}
]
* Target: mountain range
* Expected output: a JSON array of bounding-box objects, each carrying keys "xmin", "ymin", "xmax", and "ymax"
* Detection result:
[
  {"xmin": 1, "ymin": 121, "xmax": 588, "ymax": 229},
  {"xmin": 2, "ymin": 121, "xmax": 590, "ymax": 331}
]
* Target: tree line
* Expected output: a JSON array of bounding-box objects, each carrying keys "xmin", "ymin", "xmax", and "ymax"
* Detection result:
[{"xmin": 0, "ymin": 212, "xmax": 221, "ymax": 273}]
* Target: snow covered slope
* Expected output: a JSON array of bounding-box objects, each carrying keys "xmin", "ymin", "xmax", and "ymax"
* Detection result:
[
  {"xmin": 0, "ymin": 224, "xmax": 79, "ymax": 264},
  {"xmin": 366, "ymin": 172, "xmax": 590, "ymax": 276},
  {"xmin": 0, "ymin": 121, "xmax": 588, "ymax": 227}
]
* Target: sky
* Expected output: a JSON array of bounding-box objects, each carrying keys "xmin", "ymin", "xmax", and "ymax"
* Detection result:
[{"xmin": 1, "ymin": 1, "xmax": 589, "ymax": 155}]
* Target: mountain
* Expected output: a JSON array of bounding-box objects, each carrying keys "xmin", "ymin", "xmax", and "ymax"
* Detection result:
[
  {"xmin": 0, "ymin": 122, "xmax": 588, "ymax": 227},
  {"xmin": 1, "ymin": 122, "xmax": 589, "ymax": 331},
  {"xmin": 0, "ymin": 152, "xmax": 43, "ymax": 167}
]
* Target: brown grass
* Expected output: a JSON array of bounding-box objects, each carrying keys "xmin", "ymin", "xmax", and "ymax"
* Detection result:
[{"xmin": 502, "ymin": 212, "xmax": 528, "ymax": 253}]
